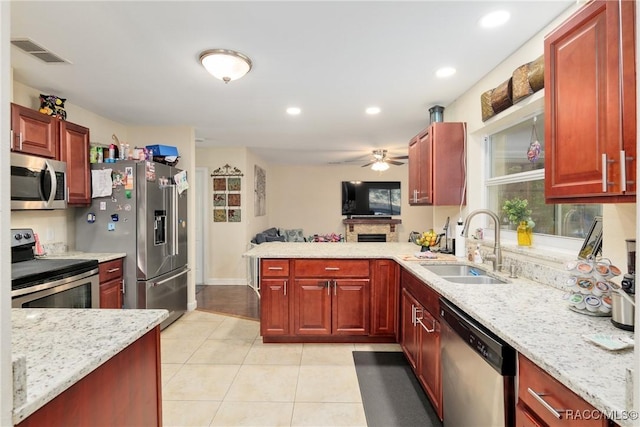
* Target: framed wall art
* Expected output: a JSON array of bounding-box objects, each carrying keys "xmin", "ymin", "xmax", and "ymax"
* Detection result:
[{"xmin": 211, "ymin": 164, "xmax": 244, "ymax": 223}]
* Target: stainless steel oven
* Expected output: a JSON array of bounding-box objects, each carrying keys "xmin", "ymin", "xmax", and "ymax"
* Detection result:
[
  {"xmin": 11, "ymin": 228, "xmax": 100, "ymax": 308},
  {"xmin": 12, "ymin": 269, "xmax": 99, "ymax": 308}
]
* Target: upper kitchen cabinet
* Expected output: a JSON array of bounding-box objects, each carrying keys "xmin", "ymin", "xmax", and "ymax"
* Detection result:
[
  {"xmin": 11, "ymin": 103, "xmax": 92, "ymax": 206},
  {"xmin": 11, "ymin": 103, "xmax": 58, "ymax": 158},
  {"xmin": 544, "ymin": 0, "xmax": 636, "ymax": 203},
  {"xmin": 59, "ymin": 121, "xmax": 91, "ymax": 205},
  {"xmin": 408, "ymin": 122, "xmax": 466, "ymax": 206}
]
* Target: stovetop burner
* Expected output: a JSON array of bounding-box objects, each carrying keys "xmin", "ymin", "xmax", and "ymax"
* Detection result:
[{"xmin": 11, "ymin": 228, "xmax": 98, "ymax": 293}]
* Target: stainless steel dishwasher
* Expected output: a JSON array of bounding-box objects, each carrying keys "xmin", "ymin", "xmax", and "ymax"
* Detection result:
[{"xmin": 440, "ymin": 297, "xmax": 516, "ymax": 427}]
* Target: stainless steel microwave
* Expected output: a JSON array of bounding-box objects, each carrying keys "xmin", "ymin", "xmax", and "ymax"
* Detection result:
[{"xmin": 11, "ymin": 153, "xmax": 67, "ymax": 210}]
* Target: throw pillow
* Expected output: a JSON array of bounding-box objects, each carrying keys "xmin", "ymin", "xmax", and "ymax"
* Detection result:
[
  {"xmin": 39, "ymin": 94, "xmax": 67, "ymax": 120},
  {"xmin": 265, "ymin": 235, "xmax": 285, "ymax": 242},
  {"xmin": 263, "ymin": 227, "xmax": 279, "ymax": 237},
  {"xmin": 280, "ymin": 228, "xmax": 305, "ymax": 242}
]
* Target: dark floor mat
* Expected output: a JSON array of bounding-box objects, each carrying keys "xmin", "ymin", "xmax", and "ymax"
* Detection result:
[{"xmin": 353, "ymin": 351, "xmax": 442, "ymax": 427}]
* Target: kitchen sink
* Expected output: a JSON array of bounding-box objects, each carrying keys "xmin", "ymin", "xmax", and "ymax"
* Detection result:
[
  {"xmin": 419, "ymin": 263, "xmax": 508, "ymax": 284},
  {"xmin": 420, "ymin": 264, "xmax": 487, "ymax": 277},
  {"xmin": 439, "ymin": 276, "xmax": 508, "ymax": 285}
]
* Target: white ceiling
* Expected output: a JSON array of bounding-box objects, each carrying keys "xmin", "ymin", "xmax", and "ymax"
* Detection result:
[{"xmin": 10, "ymin": 1, "xmax": 572, "ymax": 166}]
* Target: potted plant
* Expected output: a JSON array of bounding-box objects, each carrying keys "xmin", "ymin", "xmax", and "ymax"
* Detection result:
[{"xmin": 502, "ymin": 197, "xmax": 535, "ymax": 246}]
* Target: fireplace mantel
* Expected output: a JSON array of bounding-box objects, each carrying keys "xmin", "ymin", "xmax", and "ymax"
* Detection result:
[{"xmin": 342, "ymin": 218, "xmax": 402, "ymax": 242}]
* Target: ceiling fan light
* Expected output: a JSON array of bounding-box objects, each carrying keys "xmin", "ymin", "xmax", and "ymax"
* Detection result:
[
  {"xmin": 371, "ymin": 161, "xmax": 390, "ymax": 172},
  {"xmin": 200, "ymin": 49, "xmax": 252, "ymax": 83}
]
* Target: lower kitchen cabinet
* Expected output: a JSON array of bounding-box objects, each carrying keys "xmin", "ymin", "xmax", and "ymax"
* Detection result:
[
  {"xmin": 517, "ymin": 353, "xmax": 613, "ymax": 427},
  {"xmin": 17, "ymin": 327, "xmax": 162, "ymax": 427},
  {"xmin": 370, "ymin": 259, "xmax": 398, "ymax": 337},
  {"xmin": 98, "ymin": 258, "xmax": 123, "ymax": 309},
  {"xmin": 260, "ymin": 258, "xmax": 400, "ymax": 342},
  {"xmin": 400, "ymin": 269, "xmax": 443, "ymax": 420},
  {"xmin": 260, "ymin": 259, "xmax": 290, "ymax": 336}
]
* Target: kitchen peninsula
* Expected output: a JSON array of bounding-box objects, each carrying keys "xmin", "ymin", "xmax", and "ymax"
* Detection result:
[
  {"xmin": 246, "ymin": 241, "xmax": 636, "ymax": 426},
  {"xmin": 12, "ymin": 308, "xmax": 167, "ymax": 426}
]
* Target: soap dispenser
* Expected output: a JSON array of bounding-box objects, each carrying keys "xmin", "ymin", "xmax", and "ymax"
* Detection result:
[{"xmin": 473, "ymin": 244, "xmax": 483, "ymax": 263}]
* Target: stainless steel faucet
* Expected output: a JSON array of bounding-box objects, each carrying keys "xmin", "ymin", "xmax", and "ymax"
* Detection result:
[{"xmin": 461, "ymin": 209, "xmax": 502, "ymax": 271}]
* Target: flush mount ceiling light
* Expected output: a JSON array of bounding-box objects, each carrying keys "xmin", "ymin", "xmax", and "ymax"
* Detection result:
[
  {"xmin": 479, "ymin": 10, "xmax": 511, "ymax": 28},
  {"xmin": 286, "ymin": 107, "xmax": 301, "ymax": 115},
  {"xmin": 199, "ymin": 49, "xmax": 252, "ymax": 83},
  {"xmin": 366, "ymin": 106, "xmax": 381, "ymax": 115},
  {"xmin": 371, "ymin": 161, "xmax": 390, "ymax": 172},
  {"xmin": 436, "ymin": 67, "xmax": 456, "ymax": 78}
]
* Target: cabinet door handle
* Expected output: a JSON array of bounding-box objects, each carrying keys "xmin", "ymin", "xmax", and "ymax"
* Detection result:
[
  {"xmin": 10, "ymin": 130, "xmax": 14, "ymax": 150},
  {"xmin": 325, "ymin": 267, "xmax": 340, "ymax": 271},
  {"xmin": 121, "ymin": 279, "xmax": 125, "ymax": 294},
  {"xmin": 527, "ymin": 388, "xmax": 565, "ymax": 419},
  {"xmin": 283, "ymin": 280, "xmax": 287, "ymax": 296},
  {"xmin": 107, "ymin": 268, "xmax": 120, "ymax": 273},
  {"xmin": 411, "ymin": 304, "xmax": 416, "ymax": 326},
  {"xmin": 620, "ymin": 150, "xmax": 627, "ymax": 192},
  {"xmin": 333, "ymin": 279, "xmax": 337, "ymax": 296},
  {"xmin": 416, "ymin": 317, "xmax": 435, "ymax": 333},
  {"xmin": 602, "ymin": 153, "xmax": 608, "ymax": 193},
  {"xmin": 19, "ymin": 132, "xmax": 23, "ymax": 151}
]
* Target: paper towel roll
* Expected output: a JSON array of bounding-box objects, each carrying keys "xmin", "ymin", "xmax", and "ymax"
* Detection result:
[{"xmin": 455, "ymin": 223, "xmax": 466, "ymax": 257}]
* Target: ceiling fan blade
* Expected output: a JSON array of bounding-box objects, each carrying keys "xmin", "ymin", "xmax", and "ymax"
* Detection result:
[
  {"xmin": 387, "ymin": 160, "xmax": 405, "ymax": 166},
  {"xmin": 361, "ymin": 161, "xmax": 375, "ymax": 167},
  {"xmin": 388, "ymin": 155, "xmax": 409, "ymax": 160}
]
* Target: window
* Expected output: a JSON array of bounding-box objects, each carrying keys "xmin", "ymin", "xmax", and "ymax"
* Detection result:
[{"xmin": 486, "ymin": 113, "xmax": 601, "ymax": 241}]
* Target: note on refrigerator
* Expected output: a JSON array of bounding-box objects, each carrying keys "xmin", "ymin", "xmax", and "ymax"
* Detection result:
[
  {"xmin": 91, "ymin": 169, "xmax": 113, "ymax": 198},
  {"xmin": 174, "ymin": 170, "xmax": 189, "ymax": 194}
]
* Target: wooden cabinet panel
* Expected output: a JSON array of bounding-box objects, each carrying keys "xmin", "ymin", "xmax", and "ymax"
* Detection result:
[
  {"xmin": 333, "ymin": 279, "xmax": 369, "ymax": 335},
  {"xmin": 400, "ymin": 288, "xmax": 419, "ymax": 370},
  {"xmin": 370, "ymin": 259, "xmax": 398, "ymax": 337},
  {"xmin": 516, "ymin": 403, "xmax": 546, "ymax": 427},
  {"xmin": 99, "ymin": 258, "xmax": 123, "ymax": 309},
  {"xmin": 100, "ymin": 278, "xmax": 123, "ymax": 309},
  {"xmin": 545, "ymin": 0, "xmax": 636, "ymax": 202},
  {"xmin": 262, "ymin": 259, "xmax": 290, "ymax": 277},
  {"xmin": 294, "ymin": 259, "xmax": 370, "ymax": 277},
  {"xmin": 518, "ymin": 354, "xmax": 609, "ymax": 427},
  {"xmin": 59, "ymin": 120, "xmax": 91, "ymax": 205},
  {"xmin": 17, "ymin": 328, "xmax": 162, "ymax": 427},
  {"xmin": 10, "ymin": 103, "xmax": 57, "ymax": 158},
  {"xmin": 408, "ymin": 122, "xmax": 466, "ymax": 206},
  {"xmin": 260, "ymin": 278, "xmax": 290, "ymax": 336},
  {"xmin": 416, "ymin": 308, "xmax": 442, "ymax": 420},
  {"xmin": 400, "ymin": 268, "xmax": 443, "ymax": 421},
  {"xmin": 293, "ymin": 279, "xmax": 332, "ymax": 335}
]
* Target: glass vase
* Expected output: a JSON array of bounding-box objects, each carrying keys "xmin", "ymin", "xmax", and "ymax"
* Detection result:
[{"xmin": 517, "ymin": 221, "xmax": 533, "ymax": 246}]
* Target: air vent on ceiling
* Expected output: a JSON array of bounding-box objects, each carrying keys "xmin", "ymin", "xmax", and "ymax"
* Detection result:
[{"xmin": 11, "ymin": 38, "xmax": 69, "ymax": 64}]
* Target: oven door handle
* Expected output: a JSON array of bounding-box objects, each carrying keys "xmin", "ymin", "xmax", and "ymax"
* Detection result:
[{"xmin": 11, "ymin": 268, "xmax": 99, "ymax": 298}]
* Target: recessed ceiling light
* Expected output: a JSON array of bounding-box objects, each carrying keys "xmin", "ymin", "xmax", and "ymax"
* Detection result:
[
  {"xmin": 479, "ymin": 10, "xmax": 510, "ymax": 28},
  {"xmin": 366, "ymin": 106, "xmax": 381, "ymax": 115},
  {"xmin": 286, "ymin": 107, "xmax": 301, "ymax": 115},
  {"xmin": 435, "ymin": 67, "xmax": 456, "ymax": 78}
]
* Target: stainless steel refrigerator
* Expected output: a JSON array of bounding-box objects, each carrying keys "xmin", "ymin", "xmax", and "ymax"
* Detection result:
[{"xmin": 76, "ymin": 160, "xmax": 188, "ymax": 329}]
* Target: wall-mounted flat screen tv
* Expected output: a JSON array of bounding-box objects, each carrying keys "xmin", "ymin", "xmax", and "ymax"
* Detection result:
[{"xmin": 341, "ymin": 181, "xmax": 401, "ymax": 217}]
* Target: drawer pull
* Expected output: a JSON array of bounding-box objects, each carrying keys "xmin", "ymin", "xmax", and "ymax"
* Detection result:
[
  {"xmin": 107, "ymin": 268, "xmax": 121, "ymax": 273},
  {"xmin": 527, "ymin": 388, "xmax": 565, "ymax": 419},
  {"xmin": 325, "ymin": 267, "xmax": 340, "ymax": 271},
  {"xmin": 267, "ymin": 266, "xmax": 284, "ymax": 270}
]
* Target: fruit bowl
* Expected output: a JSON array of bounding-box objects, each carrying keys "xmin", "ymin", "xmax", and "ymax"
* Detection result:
[{"xmin": 412, "ymin": 230, "xmax": 442, "ymax": 250}]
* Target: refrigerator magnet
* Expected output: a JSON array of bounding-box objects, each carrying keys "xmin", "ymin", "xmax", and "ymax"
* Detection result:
[
  {"xmin": 124, "ymin": 167, "xmax": 134, "ymax": 190},
  {"xmin": 111, "ymin": 214, "xmax": 119, "ymax": 222},
  {"xmin": 107, "ymin": 222, "xmax": 116, "ymax": 231},
  {"xmin": 86, "ymin": 213, "xmax": 96, "ymax": 223}
]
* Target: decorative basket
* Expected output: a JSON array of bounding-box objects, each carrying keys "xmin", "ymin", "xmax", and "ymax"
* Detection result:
[
  {"xmin": 491, "ymin": 77, "xmax": 513, "ymax": 114},
  {"xmin": 481, "ymin": 89, "xmax": 495, "ymax": 121}
]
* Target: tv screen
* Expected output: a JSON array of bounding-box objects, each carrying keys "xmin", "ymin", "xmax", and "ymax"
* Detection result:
[{"xmin": 341, "ymin": 181, "xmax": 401, "ymax": 216}]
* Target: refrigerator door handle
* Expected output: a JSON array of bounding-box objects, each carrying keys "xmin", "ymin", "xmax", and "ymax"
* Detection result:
[
  {"xmin": 152, "ymin": 268, "xmax": 190, "ymax": 286},
  {"xmin": 172, "ymin": 185, "xmax": 179, "ymax": 256}
]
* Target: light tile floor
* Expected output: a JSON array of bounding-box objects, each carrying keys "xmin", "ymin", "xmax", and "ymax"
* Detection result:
[{"xmin": 161, "ymin": 310, "xmax": 402, "ymax": 427}]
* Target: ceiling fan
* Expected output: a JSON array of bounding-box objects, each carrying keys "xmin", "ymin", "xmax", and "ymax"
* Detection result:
[{"xmin": 362, "ymin": 149, "xmax": 408, "ymax": 169}]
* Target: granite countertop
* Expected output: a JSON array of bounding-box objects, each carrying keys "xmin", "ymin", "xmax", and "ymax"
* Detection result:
[
  {"xmin": 39, "ymin": 251, "xmax": 126, "ymax": 263},
  {"xmin": 246, "ymin": 242, "xmax": 637, "ymax": 426},
  {"xmin": 11, "ymin": 308, "xmax": 168, "ymax": 424}
]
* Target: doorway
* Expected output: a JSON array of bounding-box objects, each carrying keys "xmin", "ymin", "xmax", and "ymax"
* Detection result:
[{"xmin": 195, "ymin": 167, "xmax": 207, "ymax": 285}]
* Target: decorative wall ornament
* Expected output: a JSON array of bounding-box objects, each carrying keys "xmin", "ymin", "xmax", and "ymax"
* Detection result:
[
  {"xmin": 254, "ymin": 165, "xmax": 266, "ymax": 217},
  {"xmin": 211, "ymin": 164, "xmax": 243, "ymax": 222},
  {"xmin": 481, "ymin": 54, "xmax": 544, "ymax": 122}
]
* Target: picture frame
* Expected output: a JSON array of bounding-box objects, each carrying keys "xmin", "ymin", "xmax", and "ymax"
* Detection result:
[{"xmin": 578, "ymin": 216, "xmax": 603, "ymax": 259}]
